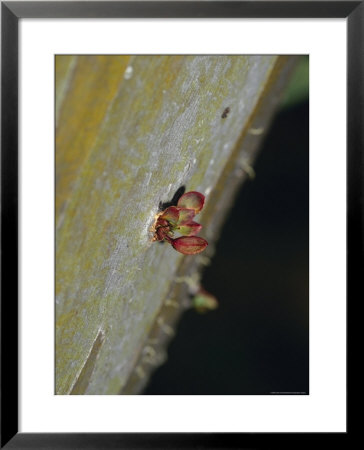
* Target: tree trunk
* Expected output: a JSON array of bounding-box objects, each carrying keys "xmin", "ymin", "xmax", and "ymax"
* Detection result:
[{"xmin": 55, "ymin": 55, "xmax": 296, "ymax": 395}]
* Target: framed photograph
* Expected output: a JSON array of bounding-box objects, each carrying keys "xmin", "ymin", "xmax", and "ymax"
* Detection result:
[{"xmin": 2, "ymin": 1, "xmax": 355, "ymax": 447}]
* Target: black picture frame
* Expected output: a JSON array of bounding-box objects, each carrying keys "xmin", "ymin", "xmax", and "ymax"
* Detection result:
[{"xmin": 1, "ymin": 1, "xmax": 357, "ymax": 448}]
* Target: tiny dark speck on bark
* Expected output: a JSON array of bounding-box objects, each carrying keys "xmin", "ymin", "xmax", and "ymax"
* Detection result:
[{"xmin": 221, "ymin": 107, "xmax": 230, "ymax": 119}]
